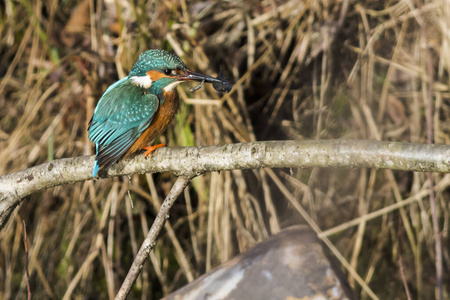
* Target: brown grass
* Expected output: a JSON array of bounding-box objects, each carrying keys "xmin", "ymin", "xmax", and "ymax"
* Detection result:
[{"xmin": 0, "ymin": 0, "xmax": 449, "ymax": 299}]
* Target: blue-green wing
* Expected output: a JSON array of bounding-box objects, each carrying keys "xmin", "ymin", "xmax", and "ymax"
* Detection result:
[{"xmin": 88, "ymin": 78, "xmax": 158, "ymax": 176}]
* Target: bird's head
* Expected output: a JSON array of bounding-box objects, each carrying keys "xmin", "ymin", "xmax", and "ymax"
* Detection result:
[{"xmin": 128, "ymin": 49, "xmax": 221, "ymax": 95}]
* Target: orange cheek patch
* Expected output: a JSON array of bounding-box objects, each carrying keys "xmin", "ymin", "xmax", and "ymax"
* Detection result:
[{"xmin": 147, "ymin": 70, "xmax": 167, "ymax": 81}]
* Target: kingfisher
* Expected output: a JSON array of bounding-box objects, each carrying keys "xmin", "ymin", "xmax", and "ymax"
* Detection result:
[{"xmin": 88, "ymin": 49, "xmax": 231, "ymax": 177}]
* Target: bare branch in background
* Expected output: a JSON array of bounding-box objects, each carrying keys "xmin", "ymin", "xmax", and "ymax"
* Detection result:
[{"xmin": 115, "ymin": 175, "xmax": 193, "ymax": 300}]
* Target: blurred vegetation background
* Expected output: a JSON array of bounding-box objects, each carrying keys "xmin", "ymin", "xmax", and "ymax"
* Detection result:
[{"xmin": 0, "ymin": 0, "xmax": 449, "ymax": 299}]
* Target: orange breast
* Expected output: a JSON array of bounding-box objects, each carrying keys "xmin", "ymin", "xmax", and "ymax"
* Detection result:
[{"xmin": 125, "ymin": 91, "xmax": 180, "ymax": 155}]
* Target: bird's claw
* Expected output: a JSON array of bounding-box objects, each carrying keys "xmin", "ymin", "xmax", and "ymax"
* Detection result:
[{"xmin": 143, "ymin": 143, "xmax": 166, "ymax": 158}]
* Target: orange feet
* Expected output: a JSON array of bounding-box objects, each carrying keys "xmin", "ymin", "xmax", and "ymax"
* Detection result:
[{"xmin": 143, "ymin": 143, "xmax": 166, "ymax": 158}]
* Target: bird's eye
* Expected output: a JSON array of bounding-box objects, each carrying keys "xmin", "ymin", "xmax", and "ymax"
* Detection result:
[{"xmin": 163, "ymin": 69, "xmax": 172, "ymax": 76}]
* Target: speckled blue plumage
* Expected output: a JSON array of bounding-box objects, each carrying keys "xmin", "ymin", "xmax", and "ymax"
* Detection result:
[
  {"xmin": 129, "ymin": 49, "xmax": 186, "ymax": 76},
  {"xmin": 88, "ymin": 77, "xmax": 159, "ymax": 176}
]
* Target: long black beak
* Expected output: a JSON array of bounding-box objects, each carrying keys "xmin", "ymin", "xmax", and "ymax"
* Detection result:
[
  {"xmin": 177, "ymin": 69, "xmax": 233, "ymax": 93},
  {"xmin": 177, "ymin": 69, "xmax": 224, "ymax": 84}
]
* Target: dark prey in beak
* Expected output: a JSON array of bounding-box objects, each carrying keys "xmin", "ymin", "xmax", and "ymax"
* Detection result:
[
  {"xmin": 212, "ymin": 71, "xmax": 232, "ymax": 93},
  {"xmin": 180, "ymin": 70, "xmax": 233, "ymax": 93}
]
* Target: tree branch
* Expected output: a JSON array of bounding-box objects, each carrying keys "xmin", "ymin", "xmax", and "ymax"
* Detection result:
[
  {"xmin": 115, "ymin": 175, "xmax": 193, "ymax": 300},
  {"xmin": 1, "ymin": 139, "xmax": 450, "ymax": 229}
]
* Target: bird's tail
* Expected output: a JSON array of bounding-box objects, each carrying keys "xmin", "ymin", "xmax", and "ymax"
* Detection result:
[
  {"xmin": 92, "ymin": 161, "xmax": 100, "ymax": 177},
  {"xmin": 92, "ymin": 143, "xmax": 100, "ymax": 177}
]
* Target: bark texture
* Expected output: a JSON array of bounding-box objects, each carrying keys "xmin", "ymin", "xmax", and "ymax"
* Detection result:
[{"xmin": 1, "ymin": 140, "xmax": 449, "ymax": 229}]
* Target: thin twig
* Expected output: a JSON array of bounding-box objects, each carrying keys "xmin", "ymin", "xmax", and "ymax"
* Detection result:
[
  {"xmin": 22, "ymin": 220, "xmax": 31, "ymax": 300},
  {"xmin": 424, "ymin": 30, "xmax": 443, "ymax": 300},
  {"xmin": 398, "ymin": 219, "xmax": 412, "ymax": 300},
  {"xmin": 115, "ymin": 175, "xmax": 194, "ymax": 300}
]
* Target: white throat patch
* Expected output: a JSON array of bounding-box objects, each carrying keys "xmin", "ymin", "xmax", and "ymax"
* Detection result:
[
  {"xmin": 130, "ymin": 75, "xmax": 152, "ymax": 88},
  {"xmin": 163, "ymin": 81, "xmax": 181, "ymax": 92}
]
